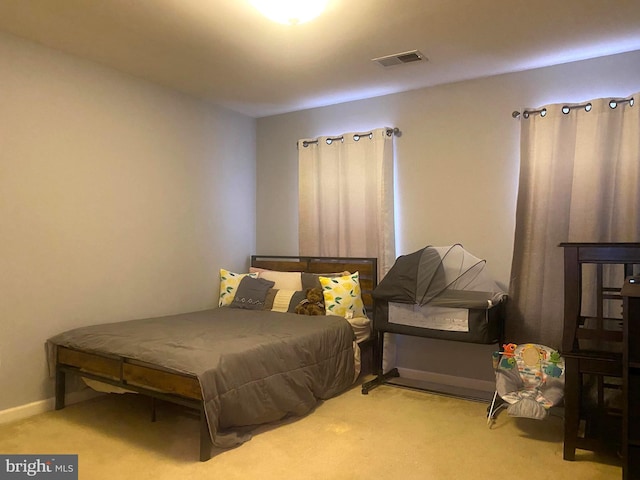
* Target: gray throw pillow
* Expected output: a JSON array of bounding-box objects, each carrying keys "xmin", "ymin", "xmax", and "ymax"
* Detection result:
[{"xmin": 230, "ymin": 276, "xmax": 275, "ymax": 310}]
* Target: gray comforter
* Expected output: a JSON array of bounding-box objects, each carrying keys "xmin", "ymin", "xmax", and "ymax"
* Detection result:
[{"xmin": 47, "ymin": 307, "xmax": 356, "ymax": 448}]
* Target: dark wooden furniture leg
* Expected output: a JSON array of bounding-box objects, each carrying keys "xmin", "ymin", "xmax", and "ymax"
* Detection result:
[
  {"xmin": 200, "ymin": 405, "xmax": 212, "ymax": 462},
  {"xmin": 150, "ymin": 397, "xmax": 157, "ymax": 422},
  {"xmin": 55, "ymin": 366, "xmax": 66, "ymax": 410},
  {"xmin": 563, "ymin": 356, "xmax": 580, "ymax": 460},
  {"xmin": 561, "ymin": 246, "xmax": 581, "ymax": 461}
]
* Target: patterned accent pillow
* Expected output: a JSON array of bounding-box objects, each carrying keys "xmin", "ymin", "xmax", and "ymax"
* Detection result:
[
  {"xmin": 319, "ymin": 272, "xmax": 366, "ymax": 318},
  {"xmin": 218, "ymin": 269, "xmax": 258, "ymax": 307},
  {"xmin": 230, "ymin": 276, "xmax": 275, "ymax": 310}
]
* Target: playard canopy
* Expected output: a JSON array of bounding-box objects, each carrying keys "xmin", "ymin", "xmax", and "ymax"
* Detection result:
[{"xmin": 373, "ymin": 245, "xmax": 507, "ymax": 343}]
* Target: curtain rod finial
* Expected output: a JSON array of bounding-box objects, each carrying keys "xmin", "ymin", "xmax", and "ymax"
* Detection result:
[{"xmin": 512, "ymin": 111, "xmax": 521, "ymax": 118}]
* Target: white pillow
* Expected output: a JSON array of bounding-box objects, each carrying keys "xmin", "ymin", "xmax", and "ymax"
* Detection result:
[{"xmin": 249, "ymin": 267, "xmax": 303, "ymax": 290}]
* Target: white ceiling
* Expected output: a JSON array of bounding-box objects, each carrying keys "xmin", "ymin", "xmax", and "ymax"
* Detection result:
[{"xmin": 2, "ymin": 0, "xmax": 640, "ymax": 118}]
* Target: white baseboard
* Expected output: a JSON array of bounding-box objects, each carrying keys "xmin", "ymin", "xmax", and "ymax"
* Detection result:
[
  {"xmin": 396, "ymin": 367, "xmax": 495, "ymax": 393},
  {"xmin": 0, "ymin": 389, "xmax": 103, "ymax": 426}
]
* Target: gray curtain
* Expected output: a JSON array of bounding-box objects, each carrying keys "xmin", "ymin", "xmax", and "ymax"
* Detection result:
[{"xmin": 508, "ymin": 94, "xmax": 640, "ymax": 348}]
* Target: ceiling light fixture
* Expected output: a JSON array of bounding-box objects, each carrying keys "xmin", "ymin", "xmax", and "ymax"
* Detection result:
[{"xmin": 250, "ymin": 0, "xmax": 329, "ymax": 25}]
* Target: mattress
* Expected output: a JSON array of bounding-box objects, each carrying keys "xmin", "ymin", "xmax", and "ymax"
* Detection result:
[{"xmin": 348, "ymin": 316, "xmax": 371, "ymax": 343}]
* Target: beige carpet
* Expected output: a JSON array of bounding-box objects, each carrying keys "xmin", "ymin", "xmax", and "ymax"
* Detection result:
[{"xmin": 0, "ymin": 380, "xmax": 621, "ymax": 479}]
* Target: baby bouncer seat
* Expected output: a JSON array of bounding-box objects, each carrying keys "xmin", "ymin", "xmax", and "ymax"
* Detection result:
[{"xmin": 487, "ymin": 343, "xmax": 565, "ymax": 425}]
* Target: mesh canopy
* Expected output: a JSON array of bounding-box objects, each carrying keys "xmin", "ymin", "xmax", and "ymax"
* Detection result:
[{"xmin": 374, "ymin": 244, "xmax": 506, "ymax": 308}]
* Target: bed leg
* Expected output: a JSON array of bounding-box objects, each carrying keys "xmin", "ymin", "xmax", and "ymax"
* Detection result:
[
  {"xmin": 361, "ymin": 368, "xmax": 400, "ymax": 394},
  {"xmin": 199, "ymin": 405, "xmax": 212, "ymax": 462},
  {"xmin": 55, "ymin": 367, "xmax": 66, "ymax": 410},
  {"xmin": 150, "ymin": 397, "xmax": 157, "ymax": 422}
]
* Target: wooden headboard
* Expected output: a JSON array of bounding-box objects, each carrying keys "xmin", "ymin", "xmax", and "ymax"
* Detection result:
[{"xmin": 250, "ymin": 255, "xmax": 378, "ymax": 320}]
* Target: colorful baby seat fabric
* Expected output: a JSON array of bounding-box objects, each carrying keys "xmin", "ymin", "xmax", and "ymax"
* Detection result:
[{"xmin": 495, "ymin": 343, "xmax": 565, "ymax": 419}]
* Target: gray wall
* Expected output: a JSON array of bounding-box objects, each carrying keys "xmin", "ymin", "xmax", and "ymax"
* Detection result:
[
  {"xmin": 256, "ymin": 50, "xmax": 640, "ymax": 384},
  {"xmin": 0, "ymin": 32, "xmax": 257, "ymax": 411}
]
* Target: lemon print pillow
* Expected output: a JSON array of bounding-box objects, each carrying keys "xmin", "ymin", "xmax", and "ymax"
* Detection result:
[{"xmin": 319, "ymin": 272, "xmax": 366, "ymax": 318}]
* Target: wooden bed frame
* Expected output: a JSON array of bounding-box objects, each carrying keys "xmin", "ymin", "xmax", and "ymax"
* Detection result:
[{"xmin": 54, "ymin": 255, "xmax": 377, "ymax": 461}]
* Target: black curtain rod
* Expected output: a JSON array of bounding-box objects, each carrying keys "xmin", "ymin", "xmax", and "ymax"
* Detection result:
[
  {"xmin": 298, "ymin": 127, "xmax": 400, "ymax": 148},
  {"xmin": 512, "ymin": 95, "xmax": 635, "ymax": 119}
]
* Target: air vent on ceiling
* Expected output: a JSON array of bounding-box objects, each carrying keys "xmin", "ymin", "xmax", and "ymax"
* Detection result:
[{"xmin": 372, "ymin": 50, "xmax": 426, "ymax": 67}]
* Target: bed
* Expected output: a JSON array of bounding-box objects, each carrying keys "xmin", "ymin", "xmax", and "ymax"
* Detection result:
[{"xmin": 48, "ymin": 255, "xmax": 377, "ymax": 461}]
